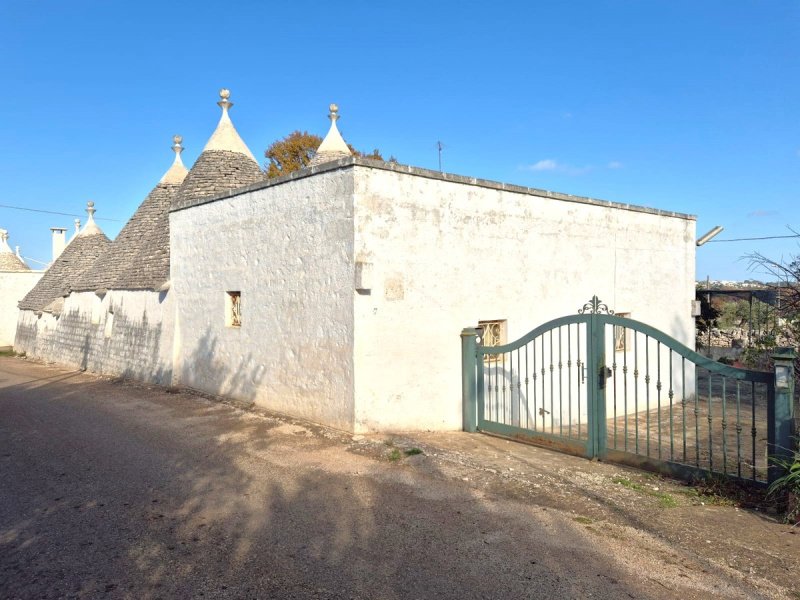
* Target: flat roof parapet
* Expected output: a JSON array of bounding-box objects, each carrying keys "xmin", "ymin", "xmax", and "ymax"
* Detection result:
[{"xmin": 170, "ymin": 156, "xmax": 695, "ymax": 221}]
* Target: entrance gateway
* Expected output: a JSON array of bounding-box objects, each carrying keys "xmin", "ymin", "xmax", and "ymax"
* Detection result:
[{"xmin": 461, "ymin": 296, "xmax": 795, "ymax": 485}]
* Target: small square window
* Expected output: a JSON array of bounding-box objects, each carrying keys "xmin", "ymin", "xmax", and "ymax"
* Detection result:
[
  {"xmin": 479, "ymin": 319, "xmax": 507, "ymax": 361},
  {"xmin": 226, "ymin": 291, "xmax": 241, "ymax": 327},
  {"xmin": 614, "ymin": 313, "xmax": 630, "ymax": 351}
]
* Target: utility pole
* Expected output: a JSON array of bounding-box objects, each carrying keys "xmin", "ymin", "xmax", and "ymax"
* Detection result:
[{"xmin": 437, "ymin": 141, "xmax": 444, "ymax": 172}]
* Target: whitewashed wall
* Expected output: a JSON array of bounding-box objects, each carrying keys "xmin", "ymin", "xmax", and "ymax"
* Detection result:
[
  {"xmin": 169, "ymin": 170, "xmax": 356, "ymax": 430},
  {"xmin": 13, "ymin": 290, "xmax": 176, "ymax": 384},
  {"xmin": 351, "ymin": 165, "xmax": 696, "ymax": 432},
  {"xmin": 0, "ymin": 271, "xmax": 42, "ymax": 348}
]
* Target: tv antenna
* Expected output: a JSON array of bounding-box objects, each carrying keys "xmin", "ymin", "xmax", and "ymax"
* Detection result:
[{"xmin": 437, "ymin": 140, "xmax": 445, "ymax": 172}]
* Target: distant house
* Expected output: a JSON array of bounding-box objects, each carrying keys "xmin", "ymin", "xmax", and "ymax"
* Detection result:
[{"xmin": 0, "ymin": 229, "xmax": 42, "ymax": 350}]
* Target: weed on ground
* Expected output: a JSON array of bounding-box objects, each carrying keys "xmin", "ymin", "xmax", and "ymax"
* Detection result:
[{"xmin": 611, "ymin": 476, "xmax": 678, "ymax": 508}]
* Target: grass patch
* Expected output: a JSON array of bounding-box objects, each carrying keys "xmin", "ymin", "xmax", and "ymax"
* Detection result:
[
  {"xmin": 658, "ymin": 494, "xmax": 679, "ymax": 508},
  {"xmin": 0, "ymin": 349, "xmax": 17, "ymax": 357},
  {"xmin": 404, "ymin": 448, "xmax": 423, "ymax": 456},
  {"xmin": 388, "ymin": 449, "xmax": 402, "ymax": 462},
  {"xmin": 678, "ymin": 485, "xmax": 735, "ymax": 507},
  {"xmin": 572, "ymin": 516, "xmax": 593, "ymax": 525},
  {"xmin": 612, "ymin": 476, "xmax": 678, "ymax": 508},
  {"xmin": 684, "ymin": 475, "xmax": 768, "ymax": 510}
]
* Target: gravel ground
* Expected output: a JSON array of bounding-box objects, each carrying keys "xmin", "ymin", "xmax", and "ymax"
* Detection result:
[{"xmin": 0, "ymin": 356, "xmax": 797, "ymax": 599}]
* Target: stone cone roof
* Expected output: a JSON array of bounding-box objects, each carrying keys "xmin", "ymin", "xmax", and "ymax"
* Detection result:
[
  {"xmin": 0, "ymin": 229, "xmax": 30, "ymax": 272},
  {"xmin": 309, "ymin": 103, "xmax": 352, "ymax": 167},
  {"xmin": 172, "ymin": 89, "xmax": 263, "ymax": 209},
  {"xmin": 75, "ymin": 138, "xmax": 188, "ymax": 292},
  {"xmin": 19, "ymin": 204, "xmax": 110, "ymax": 311}
]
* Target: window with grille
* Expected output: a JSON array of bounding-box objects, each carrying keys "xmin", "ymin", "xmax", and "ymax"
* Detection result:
[
  {"xmin": 479, "ymin": 319, "xmax": 507, "ymax": 361},
  {"xmin": 226, "ymin": 291, "xmax": 241, "ymax": 328}
]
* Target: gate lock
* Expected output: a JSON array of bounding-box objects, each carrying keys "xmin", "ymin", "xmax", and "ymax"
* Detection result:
[{"xmin": 598, "ymin": 366, "xmax": 612, "ymax": 388}]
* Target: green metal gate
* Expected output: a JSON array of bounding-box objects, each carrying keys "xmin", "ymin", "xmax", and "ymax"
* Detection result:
[{"xmin": 461, "ymin": 296, "xmax": 796, "ymax": 485}]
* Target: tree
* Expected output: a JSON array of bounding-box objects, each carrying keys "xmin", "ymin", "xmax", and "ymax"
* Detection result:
[
  {"xmin": 745, "ymin": 233, "xmax": 800, "ymax": 370},
  {"xmin": 264, "ymin": 131, "xmax": 322, "ymax": 179},
  {"xmin": 264, "ymin": 131, "xmax": 390, "ymax": 179}
]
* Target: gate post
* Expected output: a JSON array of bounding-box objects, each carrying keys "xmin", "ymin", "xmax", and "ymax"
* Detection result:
[
  {"xmin": 590, "ymin": 314, "xmax": 608, "ymax": 459},
  {"xmin": 461, "ymin": 327, "xmax": 480, "ymax": 433},
  {"xmin": 769, "ymin": 347, "xmax": 796, "ymax": 484}
]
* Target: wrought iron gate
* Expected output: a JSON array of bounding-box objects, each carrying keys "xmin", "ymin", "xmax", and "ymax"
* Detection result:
[{"xmin": 461, "ymin": 296, "xmax": 796, "ymax": 485}]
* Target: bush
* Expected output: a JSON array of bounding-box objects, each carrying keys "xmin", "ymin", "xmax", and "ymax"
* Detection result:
[{"xmin": 768, "ymin": 438, "xmax": 800, "ymax": 523}]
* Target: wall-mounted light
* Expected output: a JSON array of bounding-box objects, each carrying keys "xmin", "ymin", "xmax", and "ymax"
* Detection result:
[{"xmin": 697, "ymin": 226, "xmax": 724, "ymax": 247}]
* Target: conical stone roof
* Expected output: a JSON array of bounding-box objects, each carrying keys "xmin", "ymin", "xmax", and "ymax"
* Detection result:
[
  {"xmin": 75, "ymin": 137, "xmax": 188, "ymax": 292},
  {"xmin": 0, "ymin": 229, "xmax": 30, "ymax": 272},
  {"xmin": 309, "ymin": 103, "xmax": 352, "ymax": 167},
  {"xmin": 172, "ymin": 89, "xmax": 263, "ymax": 210},
  {"xmin": 19, "ymin": 203, "xmax": 110, "ymax": 312}
]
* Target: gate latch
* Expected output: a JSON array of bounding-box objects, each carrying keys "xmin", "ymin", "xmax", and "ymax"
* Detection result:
[{"xmin": 598, "ymin": 366, "xmax": 612, "ymax": 388}]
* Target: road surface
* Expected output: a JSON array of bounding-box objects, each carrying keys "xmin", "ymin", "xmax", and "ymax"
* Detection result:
[{"xmin": 0, "ymin": 357, "xmax": 794, "ymax": 599}]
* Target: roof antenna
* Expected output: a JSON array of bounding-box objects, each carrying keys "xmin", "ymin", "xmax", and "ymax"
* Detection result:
[{"xmin": 437, "ymin": 140, "xmax": 445, "ymax": 172}]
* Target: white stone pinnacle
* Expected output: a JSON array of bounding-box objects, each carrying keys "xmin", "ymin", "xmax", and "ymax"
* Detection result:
[
  {"xmin": 311, "ymin": 103, "xmax": 352, "ymax": 166},
  {"xmin": 159, "ymin": 134, "xmax": 189, "ymax": 184},
  {"xmin": 201, "ymin": 88, "xmax": 258, "ymax": 163},
  {"xmin": 0, "ymin": 229, "xmax": 11, "ymax": 253},
  {"xmin": 77, "ymin": 201, "xmax": 104, "ymax": 237}
]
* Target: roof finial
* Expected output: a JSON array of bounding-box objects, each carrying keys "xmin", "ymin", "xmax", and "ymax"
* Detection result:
[
  {"xmin": 0, "ymin": 229, "xmax": 12, "ymax": 256},
  {"xmin": 309, "ymin": 101, "xmax": 352, "ymax": 167},
  {"xmin": 199, "ymin": 88, "xmax": 258, "ymax": 162},
  {"xmin": 218, "ymin": 88, "xmax": 233, "ymax": 113},
  {"xmin": 74, "ymin": 201, "xmax": 103, "ymax": 237},
  {"xmin": 159, "ymin": 135, "xmax": 189, "ymax": 185}
]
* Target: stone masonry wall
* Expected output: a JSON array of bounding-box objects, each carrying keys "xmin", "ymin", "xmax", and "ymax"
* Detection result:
[
  {"xmin": 351, "ymin": 165, "xmax": 697, "ymax": 432},
  {"xmin": 14, "ymin": 290, "xmax": 175, "ymax": 384},
  {"xmin": 170, "ymin": 168, "xmax": 356, "ymax": 430}
]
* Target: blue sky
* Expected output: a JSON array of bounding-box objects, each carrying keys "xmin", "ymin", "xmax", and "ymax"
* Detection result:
[{"xmin": 1, "ymin": 1, "xmax": 797, "ymax": 280}]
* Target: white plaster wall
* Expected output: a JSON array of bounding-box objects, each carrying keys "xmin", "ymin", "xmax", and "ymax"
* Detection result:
[
  {"xmin": 0, "ymin": 271, "xmax": 42, "ymax": 347},
  {"xmin": 13, "ymin": 290, "xmax": 176, "ymax": 384},
  {"xmin": 170, "ymin": 170, "xmax": 356, "ymax": 430},
  {"xmin": 352, "ymin": 166, "xmax": 696, "ymax": 432}
]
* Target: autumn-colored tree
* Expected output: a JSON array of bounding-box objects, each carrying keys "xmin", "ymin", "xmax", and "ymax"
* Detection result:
[
  {"xmin": 264, "ymin": 131, "xmax": 322, "ymax": 178},
  {"xmin": 264, "ymin": 131, "xmax": 390, "ymax": 179}
]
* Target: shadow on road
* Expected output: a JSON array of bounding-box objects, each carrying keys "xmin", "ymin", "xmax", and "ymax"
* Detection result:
[{"xmin": 0, "ymin": 357, "xmax": 782, "ymax": 599}]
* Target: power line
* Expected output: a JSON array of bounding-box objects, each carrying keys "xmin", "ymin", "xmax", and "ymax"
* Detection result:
[
  {"xmin": 22, "ymin": 256, "xmax": 50, "ymax": 267},
  {"xmin": 0, "ymin": 203, "xmax": 123, "ymax": 222},
  {"xmin": 708, "ymin": 234, "xmax": 800, "ymax": 243}
]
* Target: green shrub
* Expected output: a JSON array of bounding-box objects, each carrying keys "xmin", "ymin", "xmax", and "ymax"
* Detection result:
[{"xmin": 768, "ymin": 438, "xmax": 800, "ymax": 523}]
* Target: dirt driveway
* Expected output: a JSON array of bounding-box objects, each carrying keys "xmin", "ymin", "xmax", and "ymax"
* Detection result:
[{"xmin": 0, "ymin": 356, "xmax": 797, "ymax": 599}]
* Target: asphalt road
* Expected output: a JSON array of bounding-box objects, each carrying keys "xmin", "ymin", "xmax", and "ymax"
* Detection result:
[{"xmin": 0, "ymin": 357, "xmax": 788, "ymax": 599}]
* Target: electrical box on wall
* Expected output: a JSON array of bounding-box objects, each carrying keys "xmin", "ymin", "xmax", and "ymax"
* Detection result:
[
  {"xmin": 355, "ymin": 261, "xmax": 373, "ymax": 292},
  {"xmin": 691, "ymin": 300, "xmax": 702, "ymax": 317}
]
